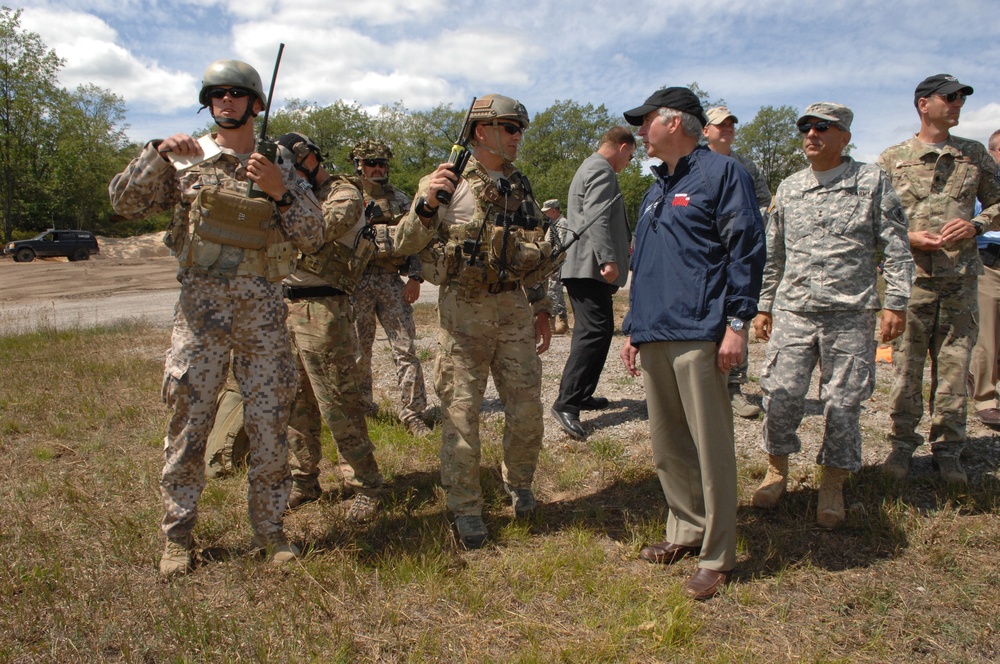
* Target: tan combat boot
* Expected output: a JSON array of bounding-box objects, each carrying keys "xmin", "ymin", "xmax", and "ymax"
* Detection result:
[
  {"xmin": 159, "ymin": 534, "xmax": 195, "ymax": 578},
  {"xmin": 816, "ymin": 466, "xmax": 850, "ymax": 529},
  {"xmin": 553, "ymin": 315, "xmax": 569, "ymax": 335},
  {"xmin": 751, "ymin": 454, "xmax": 788, "ymax": 508},
  {"xmin": 250, "ymin": 530, "xmax": 300, "ymax": 564}
]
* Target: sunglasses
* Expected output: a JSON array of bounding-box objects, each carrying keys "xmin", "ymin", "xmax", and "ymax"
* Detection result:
[
  {"xmin": 937, "ymin": 91, "xmax": 967, "ymax": 104},
  {"xmin": 207, "ymin": 87, "xmax": 251, "ymax": 100},
  {"xmin": 363, "ymin": 159, "xmax": 388, "ymax": 168},
  {"xmin": 797, "ymin": 120, "xmax": 839, "ymax": 134},
  {"xmin": 497, "ymin": 122, "xmax": 524, "ymax": 136}
]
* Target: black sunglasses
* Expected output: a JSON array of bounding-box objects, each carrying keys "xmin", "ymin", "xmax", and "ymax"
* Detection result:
[
  {"xmin": 363, "ymin": 159, "xmax": 388, "ymax": 167},
  {"xmin": 207, "ymin": 87, "xmax": 251, "ymax": 100},
  {"xmin": 937, "ymin": 91, "xmax": 967, "ymax": 104},
  {"xmin": 797, "ymin": 120, "xmax": 839, "ymax": 134},
  {"xmin": 497, "ymin": 122, "xmax": 524, "ymax": 136}
]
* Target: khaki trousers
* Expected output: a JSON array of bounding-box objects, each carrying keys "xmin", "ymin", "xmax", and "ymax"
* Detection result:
[{"xmin": 640, "ymin": 340, "xmax": 737, "ymax": 571}]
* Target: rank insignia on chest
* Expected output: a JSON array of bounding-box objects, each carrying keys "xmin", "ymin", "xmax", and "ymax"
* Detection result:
[{"xmin": 672, "ymin": 194, "xmax": 691, "ymax": 207}]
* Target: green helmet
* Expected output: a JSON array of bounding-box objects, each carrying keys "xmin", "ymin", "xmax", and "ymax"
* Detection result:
[
  {"xmin": 277, "ymin": 132, "xmax": 324, "ymax": 186},
  {"xmin": 199, "ymin": 59, "xmax": 266, "ymax": 107},
  {"xmin": 469, "ymin": 94, "xmax": 530, "ymax": 131}
]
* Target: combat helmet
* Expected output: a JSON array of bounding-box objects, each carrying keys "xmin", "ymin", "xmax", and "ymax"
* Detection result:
[
  {"xmin": 468, "ymin": 94, "xmax": 529, "ymax": 163},
  {"xmin": 198, "ymin": 59, "xmax": 266, "ymax": 129},
  {"xmin": 350, "ymin": 139, "xmax": 393, "ymax": 183},
  {"xmin": 277, "ymin": 132, "xmax": 325, "ymax": 186}
]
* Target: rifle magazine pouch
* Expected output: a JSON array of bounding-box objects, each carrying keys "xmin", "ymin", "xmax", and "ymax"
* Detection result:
[{"xmin": 196, "ymin": 188, "xmax": 273, "ymax": 250}]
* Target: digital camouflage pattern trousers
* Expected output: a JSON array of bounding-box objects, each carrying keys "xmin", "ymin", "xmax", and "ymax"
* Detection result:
[
  {"xmin": 435, "ymin": 283, "xmax": 544, "ymax": 517},
  {"xmin": 760, "ymin": 309, "xmax": 876, "ymax": 472},
  {"xmin": 286, "ymin": 296, "xmax": 382, "ymax": 494},
  {"xmin": 160, "ymin": 274, "xmax": 297, "ymax": 542},
  {"xmin": 352, "ymin": 269, "xmax": 427, "ymax": 424}
]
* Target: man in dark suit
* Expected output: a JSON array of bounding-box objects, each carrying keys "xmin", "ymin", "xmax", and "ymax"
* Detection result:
[{"xmin": 551, "ymin": 126, "xmax": 636, "ymax": 440}]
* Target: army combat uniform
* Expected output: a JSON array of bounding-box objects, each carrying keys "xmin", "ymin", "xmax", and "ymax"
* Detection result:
[
  {"xmin": 284, "ymin": 173, "xmax": 383, "ymax": 510},
  {"xmin": 109, "ymin": 138, "xmax": 324, "ymax": 544},
  {"xmin": 759, "ymin": 157, "xmax": 913, "ymax": 471},
  {"xmin": 394, "ymin": 155, "xmax": 552, "ymax": 520},
  {"xmin": 878, "ymin": 136, "xmax": 1000, "ymax": 459},
  {"xmin": 351, "ymin": 179, "xmax": 429, "ymax": 429}
]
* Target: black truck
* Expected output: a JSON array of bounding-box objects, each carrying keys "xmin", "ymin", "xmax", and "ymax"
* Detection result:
[{"xmin": 4, "ymin": 229, "xmax": 100, "ymax": 262}]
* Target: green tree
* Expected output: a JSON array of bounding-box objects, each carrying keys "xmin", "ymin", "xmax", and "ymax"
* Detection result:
[
  {"xmin": 0, "ymin": 6, "xmax": 63, "ymax": 242},
  {"xmin": 734, "ymin": 105, "xmax": 807, "ymax": 193}
]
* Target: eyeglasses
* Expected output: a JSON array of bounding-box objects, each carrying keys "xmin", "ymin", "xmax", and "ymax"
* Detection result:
[
  {"xmin": 363, "ymin": 159, "xmax": 388, "ymax": 168},
  {"xmin": 797, "ymin": 120, "xmax": 839, "ymax": 134},
  {"xmin": 937, "ymin": 91, "xmax": 968, "ymax": 104},
  {"xmin": 207, "ymin": 87, "xmax": 251, "ymax": 100},
  {"xmin": 497, "ymin": 122, "xmax": 524, "ymax": 136}
]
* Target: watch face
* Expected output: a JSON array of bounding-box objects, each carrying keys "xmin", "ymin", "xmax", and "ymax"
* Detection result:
[{"xmin": 730, "ymin": 318, "xmax": 744, "ymax": 331}]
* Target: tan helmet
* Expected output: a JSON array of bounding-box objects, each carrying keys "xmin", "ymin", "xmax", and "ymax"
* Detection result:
[
  {"xmin": 350, "ymin": 138, "xmax": 393, "ymax": 182},
  {"xmin": 469, "ymin": 94, "xmax": 530, "ymax": 131}
]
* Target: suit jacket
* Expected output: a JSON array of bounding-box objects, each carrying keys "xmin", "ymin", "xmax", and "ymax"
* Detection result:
[{"xmin": 561, "ymin": 152, "xmax": 631, "ymax": 288}]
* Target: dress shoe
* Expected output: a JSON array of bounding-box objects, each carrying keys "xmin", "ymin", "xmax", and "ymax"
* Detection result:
[
  {"xmin": 683, "ymin": 567, "xmax": 730, "ymax": 601},
  {"xmin": 976, "ymin": 407, "xmax": 1000, "ymax": 427},
  {"xmin": 579, "ymin": 396, "xmax": 610, "ymax": 411},
  {"xmin": 551, "ymin": 407, "xmax": 586, "ymax": 440},
  {"xmin": 638, "ymin": 541, "xmax": 699, "ymax": 565}
]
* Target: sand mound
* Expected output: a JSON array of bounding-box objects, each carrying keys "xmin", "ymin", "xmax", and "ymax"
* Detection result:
[{"xmin": 95, "ymin": 232, "xmax": 171, "ymax": 260}]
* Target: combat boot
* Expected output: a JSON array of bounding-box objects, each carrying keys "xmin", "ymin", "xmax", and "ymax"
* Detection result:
[
  {"xmin": 751, "ymin": 454, "xmax": 788, "ymax": 509},
  {"xmin": 933, "ymin": 454, "xmax": 967, "ymax": 485},
  {"xmin": 881, "ymin": 447, "xmax": 913, "ymax": 480},
  {"xmin": 250, "ymin": 530, "xmax": 300, "ymax": 564},
  {"xmin": 729, "ymin": 386, "xmax": 761, "ymax": 419},
  {"xmin": 405, "ymin": 417, "xmax": 432, "ymax": 438},
  {"xmin": 287, "ymin": 480, "xmax": 322, "ymax": 510},
  {"xmin": 454, "ymin": 515, "xmax": 488, "ymax": 549},
  {"xmin": 504, "ymin": 482, "xmax": 538, "ymax": 517},
  {"xmin": 159, "ymin": 534, "xmax": 195, "ymax": 578},
  {"xmin": 816, "ymin": 466, "xmax": 850, "ymax": 529},
  {"xmin": 553, "ymin": 315, "xmax": 569, "ymax": 335},
  {"xmin": 347, "ymin": 493, "xmax": 380, "ymax": 523}
]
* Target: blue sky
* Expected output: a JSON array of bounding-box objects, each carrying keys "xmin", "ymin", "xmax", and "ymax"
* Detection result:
[{"xmin": 17, "ymin": 0, "xmax": 1000, "ymax": 164}]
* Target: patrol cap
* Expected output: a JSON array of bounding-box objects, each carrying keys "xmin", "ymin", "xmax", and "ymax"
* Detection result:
[
  {"xmin": 914, "ymin": 74, "xmax": 974, "ymax": 105},
  {"xmin": 624, "ymin": 87, "xmax": 708, "ymax": 128},
  {"xmin": 797, "ymin": 102, "xmax": 853, "ymax": 131},
  {"xmin": 706, "ymin": 106, "xmax": 738, "ymax": 125},
  {"xmin": 541, "ymin": 199, "xmax": 560, "ymax": 212}
]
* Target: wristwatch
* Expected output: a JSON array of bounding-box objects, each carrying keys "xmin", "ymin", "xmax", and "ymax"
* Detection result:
[
  {"xmin": 274, "ymin": 190, "xmax": 295, "ymax": 207},
  {"xmin": 972, "ymin": 219, "xmax": 985, "ymax": 236},
  {"xmin": 727, "ymin": 317, "xmax": 746, "ymax": 332},
  {"xmin": 414, "ymin": 196, "xmax": 437, "ymax": 218}
]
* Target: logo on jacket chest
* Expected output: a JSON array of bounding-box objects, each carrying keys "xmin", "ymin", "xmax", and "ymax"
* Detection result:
[{"xmin": 672, "ymin": 193, "xmax": 691, "ymax": 207}]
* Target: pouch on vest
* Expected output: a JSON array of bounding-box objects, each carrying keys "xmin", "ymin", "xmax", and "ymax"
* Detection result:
[
  {"xmin": 204, "ymin": 388, "xmax": 249, "ymax": 479},
  {"xmin": 195, "ymin": 187, "xmax": 274, "ymax": 250}
]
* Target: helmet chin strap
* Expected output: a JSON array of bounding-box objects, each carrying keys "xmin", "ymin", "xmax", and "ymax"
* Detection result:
[
  {"xmin": 201, "ymin": 103, "xmax": 258, "ymax": 130},
  {"xmin": 472, "ymin": 122, "xmax": 514, "ymax": 164}
]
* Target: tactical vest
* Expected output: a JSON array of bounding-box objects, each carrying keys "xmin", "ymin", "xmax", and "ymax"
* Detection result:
[
  {"xmin": 164, "ymin": 156, "xmax": 295, "ymax": 282},
  {"xmin": 364, "ymin": 181, "xmax": 410, "ymax": 272},
  {"xmin": 427, "ymin": 160, "xmax": 556, "ymax": 291},
  {"xmin": 296, "ymin": 174, "xmax": 375, "ymax": 295}
]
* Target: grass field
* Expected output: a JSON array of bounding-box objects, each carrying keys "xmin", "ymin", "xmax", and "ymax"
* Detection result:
[{"xmin": 2, "ymin": 320, "xmax": 1000, "ymax": 662}]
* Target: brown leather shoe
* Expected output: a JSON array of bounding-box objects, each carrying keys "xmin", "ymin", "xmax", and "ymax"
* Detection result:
[
  {"xmin": 976, "ymin": 408, "xmax": 1000, "ymax": 427},
  {"xmin": 683, "ymin": 567, "xmax": 730, "ymax": 601},
  {"xmin": 639, "ymin": 541, "xmax": 699, "ymax": 565}
]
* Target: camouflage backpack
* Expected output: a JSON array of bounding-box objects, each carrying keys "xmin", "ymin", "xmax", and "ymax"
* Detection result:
[{"xmin": 204, "ymin": 387, "xmax": 250, "ymax": 479}]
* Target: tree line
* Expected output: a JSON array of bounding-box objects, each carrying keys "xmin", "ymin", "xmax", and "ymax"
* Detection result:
[{"xmin": 0, "ymin": 6, "xmax": 809, "ymax": 244}]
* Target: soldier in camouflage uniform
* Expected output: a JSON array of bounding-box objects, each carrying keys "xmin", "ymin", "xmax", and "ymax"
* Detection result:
[
  {"xmin": 277, "ymin": 133, "xmax": 385, "ymax": 523},
  {"xmin": 109, "ymin": 60, "xmax": 325, "ymax": 577},
  {"xmin": 751, "ymin": 103, "xmax": 913, "ymax": 529},
  {"xmin": 541, "ymin": 199, "xmax": 570, "ymax": 335},
  {"xmin": 349, "ymin": 140, "xmax": 431, "ymax": 438},
  {"xmin": 394, "ymin": 94, "xmax": 554, "ymax": 548},
  {"xmin": 878, "ymin": 75, "xmax": 1000, "ymax": 484},
  {"xmin": 703, "ymin": 106, "xmax": 773, "ymax": 419}
]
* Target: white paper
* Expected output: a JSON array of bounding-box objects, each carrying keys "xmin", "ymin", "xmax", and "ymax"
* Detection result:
[{"xmin": 168, "ymin": 134, "xmax": 222, "ymax": 171}]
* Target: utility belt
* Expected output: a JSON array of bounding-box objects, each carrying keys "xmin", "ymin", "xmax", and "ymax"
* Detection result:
[
  {"xmin": 297, "ymin": 235, "xmax": 375, "ymax": 296},
  {"xmin": 283, "ymin": 284, "xmax": 346, "ymax": 300},
  {"xmin": 981, "ymin": 243, "xmax": 1000, "ymax": 268},
  {"xmin": 172, "ymin": 185, "xmax": 295, "ymax": 282}
]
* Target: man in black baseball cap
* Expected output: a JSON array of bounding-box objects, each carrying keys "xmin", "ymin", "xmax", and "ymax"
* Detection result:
[
  {"xmin": 913, "ymin": 74, "xmax": 973, "ymax": 108},
  {"xmin": 624, "ymin": 87, "xmax": 709, "ymax": 128}
]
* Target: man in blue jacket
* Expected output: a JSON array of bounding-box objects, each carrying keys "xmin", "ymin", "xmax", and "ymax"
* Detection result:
[{"xmin": 619, "ymin": 87, "xmax": 765, "ymax": 600}]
